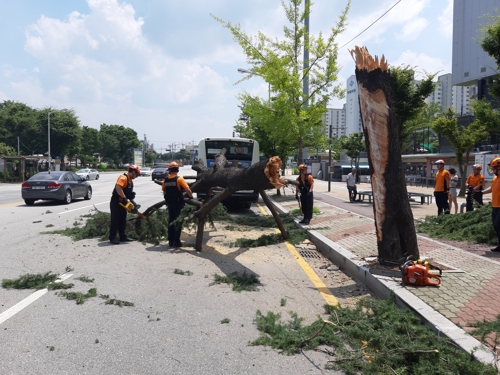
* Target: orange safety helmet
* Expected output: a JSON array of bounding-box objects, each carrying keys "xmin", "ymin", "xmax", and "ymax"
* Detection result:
[
  {"xmin": 489, "ymin": 157, "xmax": 500, "ymax": 169},
  {"xmin": 168, "ymin": 161, "xmax": 180, "ymax": 170},
  {"xmin": 434, "ymin": 159, "xmax": 445, "ymax": 165},
  {"xmin": 298, "ymin": 164, "xmax": 307, "ymax": 171},
  {"xmin": 472, "ymin": 164, "xmax": 482, "ymax": 170},
  {"xmin": 128, "ymin": 164, "xmax": 141, "ymax": 174}
]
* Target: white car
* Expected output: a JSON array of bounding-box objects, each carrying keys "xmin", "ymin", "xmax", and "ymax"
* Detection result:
[
  {"xmin": 76, "ymin": 168, "xmax": 99, "ymax": 180},
  {"xmin": 140, "ymin": 167, "xmax": 153, "ymax": 176}
]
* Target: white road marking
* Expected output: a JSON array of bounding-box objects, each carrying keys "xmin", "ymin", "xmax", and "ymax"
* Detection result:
[
  {"xmin": 58, "ymin": 201, "xmax": 108, "ymax": 214},
  {"xmin": 0, "ymin": 273, "xmax": 73, "ymax": 325}
]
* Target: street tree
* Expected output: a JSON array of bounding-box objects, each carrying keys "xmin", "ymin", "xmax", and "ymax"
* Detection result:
[
  {"xmin": 339, "ymin": 132, "xmax": 365, "ymax": 181},
  {"xmin": 99, "ymin": 124, "xmax": 140, "ymax": 166},
  {"xmin": 389, "ymin": 65, "xmax": 436, "ymax": 150},
  {"xmin": 41, "ymin": 108, "xmax": 81, "ymax": 168},
  {"xmin": 480, "ymin": 11, "xmax": 500, "ymax": 99},
  {"xmin": 401, "ymin": 102, "xmax": 441, "ymax": 154},
  {"xmin": 79, "ymin": 126, "xmax": 102, "ymax": 166},
  {"xmin": 0, "ymin": 142, "xmax": 16, "ymax": 156},
  {"xmin": 433, "ymin": 107, "xmax": 489, "ymax": 196},
  {"xmin": 0, "ymin": 101, "xmax": 41, "ymax": 154},
  {"xmin": 214, "ymin": 0, "xmax": 350, "ymax": 163}
]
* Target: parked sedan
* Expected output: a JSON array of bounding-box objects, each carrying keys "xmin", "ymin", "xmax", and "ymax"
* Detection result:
[
  {"xmin": 151, "ymin": 167, "xmax": 168, "ymax": 181},
  {"xmin": 140, "ymin": 167, "xmax": 152, "ymax": 176},
  {"xmin": 76, "ymin": 168, "xmax": 99, "ymax": 180},
  {"xmin": 22, "ymin": 171, "xmax": 92, "ymax": 205}
]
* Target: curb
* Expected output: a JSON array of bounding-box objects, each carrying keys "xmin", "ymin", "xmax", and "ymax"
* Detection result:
[{"xmin": 270, "ymin": 197, "xmax": 496, "ymax": 366}]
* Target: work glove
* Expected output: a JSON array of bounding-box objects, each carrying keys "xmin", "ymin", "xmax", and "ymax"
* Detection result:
[
  {"xmin": 131, "ymin": 200, "xmax": 141, "ymax": 210},
  {"xmin": 121, "ymin": 198, "xmax": 129, "ymax": 205},
  {"xmin": 128, "ymin": 192, "xmax": 136, "ymax": 200}
]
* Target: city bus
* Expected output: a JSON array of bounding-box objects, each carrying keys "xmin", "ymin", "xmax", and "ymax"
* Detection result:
[{"xmin": 197, "ymin": 137, "xmax": 260, "ymax": 206}]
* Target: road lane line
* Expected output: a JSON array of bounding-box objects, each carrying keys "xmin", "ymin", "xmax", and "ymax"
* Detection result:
[
  {"xmin": 256, "ymin": 203, "xmax": 339, "ymax": 307},
  {"xmin": 0, "ymin": 201, "xmax": 25, "ymax": 208},
  {"xmin": 58, "ymin": 201, "xmax": 108, "ymax": 214},
  {"xmin": 0, "ymin": 273, "xmax": 73, "ymax": 325}
]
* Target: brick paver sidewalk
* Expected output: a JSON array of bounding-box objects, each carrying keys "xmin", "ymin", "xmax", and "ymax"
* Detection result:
[{"xmin": 280, "ymin": 178, "xmax": 500, "ymax": 331}]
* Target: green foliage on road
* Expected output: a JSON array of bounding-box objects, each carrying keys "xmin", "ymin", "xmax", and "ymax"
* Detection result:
[
  {"xmin": 2, "ymin": 272, "xmax": 59, "ymax": 290},
  {"xmin": 251, "ymin": 294, "xmax": 497, "ymax": 374},
  {"xmin": 174, "ymin": 269, "xmax": 193, "ymax": 276},
  {"xmin": 227, "ymin": 212, "xmax": 308, "ymax": 247},
  {"xmin": 43, "ymin": 208, "xmax": 170, "ymax": 245},
  {"xmin": 211, "ymin": 271, "xmax": 259, "ymax": 292},
  {"xmin": 416, "ymin": 204, "xmax": 496, "ymax": 245},
  {"xmin": 99, "ymin": 294, "xmax": 135, "ymax": 307},
  {"xmin": 58, "ymin": 288, "xmax": 97, "ymax": 304}
]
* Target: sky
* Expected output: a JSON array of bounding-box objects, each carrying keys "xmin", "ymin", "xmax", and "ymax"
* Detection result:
[{"xmin": 0, "ymin": 0, "xmax": 454, "ymax": 152}]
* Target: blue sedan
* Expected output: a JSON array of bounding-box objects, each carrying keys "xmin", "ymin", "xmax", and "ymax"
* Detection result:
[{"xmin": 21, "ymin": 171, "xmax": 92, "ymax": 205}]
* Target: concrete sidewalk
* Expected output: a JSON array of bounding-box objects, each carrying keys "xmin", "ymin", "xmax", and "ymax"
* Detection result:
[{"xmin": 273, "ymin": 178, "xmax": 499, "ymax": 366}]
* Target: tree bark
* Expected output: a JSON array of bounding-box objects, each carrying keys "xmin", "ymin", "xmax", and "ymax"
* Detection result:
[
  {"xmin": 188, "ymin": 152, "xmax": 287, "ymax": 251},
  {"xmin": 259, "ymin": 190, "xmax": 288, "ymax": 240},
  {"xmin": 350, "ymin": 46, "xmax": 419, "ymax": 265}
]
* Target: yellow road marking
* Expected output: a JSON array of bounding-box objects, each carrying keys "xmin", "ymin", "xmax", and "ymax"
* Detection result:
[
  {"xmin": 257, "ymin": 203, "xmax": 339, "ymax": 306},
  {"xmin": 0, "ymin": 201, "xmax": 24, "ymax": 208}
]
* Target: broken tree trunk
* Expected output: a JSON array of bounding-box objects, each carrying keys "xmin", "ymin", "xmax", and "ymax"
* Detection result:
[
  {"xmin": 189, "ymin": 151, "xmax": 288, "ymax": 251},
  {"xmin": 350, "ymin": 46, "xmax": 419, "ymax": 265}
]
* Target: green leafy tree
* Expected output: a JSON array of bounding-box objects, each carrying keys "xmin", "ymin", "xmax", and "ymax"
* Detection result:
[
  {"xmin": 480, "ymin": 12, "xmax": 500, "ymax": 99},
  {"xmin": 402, "ymin": 102, "xmax": 441, "ymax": 154},
  {"xmin": 339, "ymin": 132, "xmax": 365, "ymax": 181},
  {"xmin": 433, "ymin": 108, "xmax": 489, "ymax": 196},
  {"xmin": 389, "ymin": 65, "xmax": 436, "ymax": 150},
  {"xmin": 79, "ymin": 126, "xmax": 102, "ymax": 166},
  {"xmin": 0, "ymin": 101, "xmax": 42, "ymax": 155},
  {"xmin": 99, "ymin": 124, "xmax": 140, "ymax": 166},
  {"xmin": 0, "ymin": 142, "xmax": 16, "ymax": 156},
  {"xmin": 214, "ymin": 0, "xmax": 350, "ymax": 164}
]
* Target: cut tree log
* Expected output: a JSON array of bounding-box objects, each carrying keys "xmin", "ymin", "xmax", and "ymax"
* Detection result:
[{"xmin": 350, "ymin": 46, "xmax": 419, "ymax": 265}]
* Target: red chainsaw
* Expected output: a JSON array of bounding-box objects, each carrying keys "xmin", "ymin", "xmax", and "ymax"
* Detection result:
[{"xmin": 400, "ymin": 258, "xmax": 441, "ymax": 287}]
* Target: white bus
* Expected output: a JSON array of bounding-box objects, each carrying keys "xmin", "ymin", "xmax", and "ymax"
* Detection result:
[{"xmin": 197, "ymin": 137, "xmax": 260, "ymax": 206}]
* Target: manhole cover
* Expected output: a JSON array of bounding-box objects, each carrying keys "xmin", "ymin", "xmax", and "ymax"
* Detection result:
[{"xmin": 299, "ymin": 250, "xmax": 323, "ymax": 259}]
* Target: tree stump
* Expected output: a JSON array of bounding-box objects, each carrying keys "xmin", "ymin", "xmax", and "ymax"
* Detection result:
[{"xmin": 350, "ymin": 46, "xmax": 419, "ymax": 264}]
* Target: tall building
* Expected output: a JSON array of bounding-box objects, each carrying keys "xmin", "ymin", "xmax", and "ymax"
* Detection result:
[
  {"xmin": 324, "ymin": 105, "xmax": 346, "ymax": 139},
  {"xmin": 345, "ymin": 75, "xmax": 362, "ymax": 136},
  {"xmin": 452, "ymin": 0, "xmax": 497, "ymax": 88},
  {"xmin": 425, "ymin": 73, "xmax": 473, "ymax": 115}
]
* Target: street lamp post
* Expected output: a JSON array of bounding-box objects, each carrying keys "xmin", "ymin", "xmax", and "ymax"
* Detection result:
[
  {"xmin": 47, "ymin": 109, "xmax": 68, "ymax": 173},
  {"xmin": 237, "ymin": 68, "xmax": 270, "ymax": 100},
  {"xmin": 48, "ymin": 111, "xmax": 53, "ymax": 173}
]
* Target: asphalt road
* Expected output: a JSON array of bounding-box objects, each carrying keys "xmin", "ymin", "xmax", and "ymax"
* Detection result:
[{"xmin": 0, "ymin": 167, "xmax": 343, "ymax": 375}]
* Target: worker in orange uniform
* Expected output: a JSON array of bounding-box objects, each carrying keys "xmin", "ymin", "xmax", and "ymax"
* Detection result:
[
  {"xmin": 433, "ymin": 160, "xmax": 450, "ymax": 215},
  {"xmin": 465, "ymin": 164, "xmax": 485, "ymax": 212},
  {"xmin": 109, "ymin": 165, "xmax": 141, "ymax": 244},
  {"xmin": 481, "ymin": 157, "xmax": 500, "ymax": 252},
  {"xmin": 162, "ymin": 162, "xmax": 193, "ymax": 248},
  {"xmin": 295, "ymin": 164, "xmax": 314, "ymax": 225}
]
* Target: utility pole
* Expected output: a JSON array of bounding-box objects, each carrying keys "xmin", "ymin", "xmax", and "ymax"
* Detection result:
[{"xmin": 142, "ymin": 134, "xmax": 146, "ymax": 167}]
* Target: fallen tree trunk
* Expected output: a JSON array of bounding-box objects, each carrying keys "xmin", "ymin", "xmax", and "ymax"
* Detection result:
[
  {"xmin": 350, "ymin": 46, "xmax": 419, "ymax": 265},
  {"xmin": 188, "ymin": 152, "xmax": 288, "ymax": 251}
]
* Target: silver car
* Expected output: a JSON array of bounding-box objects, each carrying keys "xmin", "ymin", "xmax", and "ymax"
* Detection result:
[
  {"xmin": 76, "ymin": 168, "xmax": 99, "ymax": 180},
  {"xmin": 21, "ymin": 171, "xmax": 92, "ymax": 205}
]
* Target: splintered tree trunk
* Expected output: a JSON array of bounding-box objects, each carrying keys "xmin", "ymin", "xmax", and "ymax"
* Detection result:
[
  {"xmin": 188, "ymin": 152, "xmax": 288, "ymax": 251},
  {"xmin": 350, "ymin": 46, "xmax": 419, "ymax": 265}
]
